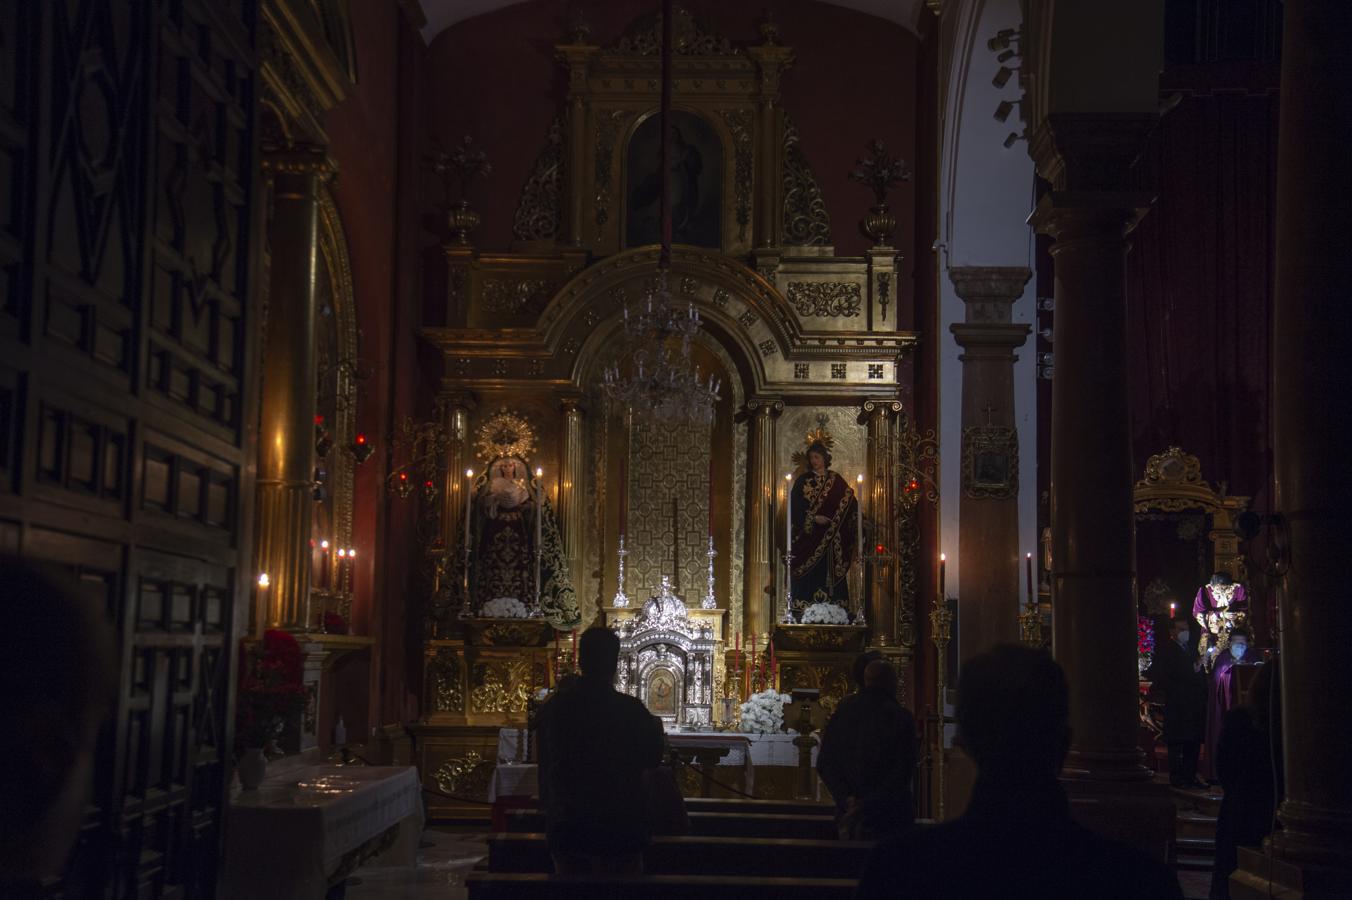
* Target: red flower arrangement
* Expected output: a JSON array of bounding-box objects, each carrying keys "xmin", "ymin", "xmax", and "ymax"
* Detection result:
[
  {"xmin": 1137, "ymin": 616, "xmax": 1156, "ymax": 656},
  {"xmin": 236, "ymin": 629, "xmax": 307, "ymax": 750}
]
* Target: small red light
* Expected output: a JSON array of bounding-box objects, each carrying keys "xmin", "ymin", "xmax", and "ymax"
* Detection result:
[
  {"xmin": 314, "ymin": 415, "xmax": 325, "ymax": 425},
  {"xmin": 399, "ymin": 472, "xmax": 408, "ymax": 481},
  {"xmin": 876, "ymin": 544, "xmax": 885, "ymax": 553},
  {"xmin": 356, "ymin": 433, "xmax": 366, "ymax": 444},
  {"xmin": 424, "ymin": 480, "xmax": 434, "ymax": 488}
]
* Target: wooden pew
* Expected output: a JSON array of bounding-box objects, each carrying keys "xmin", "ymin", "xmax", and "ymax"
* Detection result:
[
  {"xmin": 487, "ymin": 833, "xmax": 873, "ymax": 878},
  {"xmin": 503, "ymin": 809, "xmax": 838, "ymax": 840},
  {"xmin": 467, "ymin": 872, "xmax": 858, "ymax": 899}
]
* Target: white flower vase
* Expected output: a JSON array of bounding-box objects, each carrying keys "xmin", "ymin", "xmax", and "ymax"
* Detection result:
[{"xmin": 238, "ymin": 747, "xmax": 267, "ymax": 791}]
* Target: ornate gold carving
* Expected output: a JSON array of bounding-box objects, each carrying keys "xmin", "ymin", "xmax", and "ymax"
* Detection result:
[
  {"xmin": 961, "ymin": 424, "xmax": 1018, "ymax": 500},
  {"xmin": 896, "ymin": 413, "xmax": 939, "ymax": 649},
  {"xmin": 787, "ymin": 282, "xmax": 862, "ymax": 318},
  {"xmin": 482, "ymin": 277, "xmax": 556, "ymax": 317},
  {"xmin": 781, "ymin": 115, "xmax": 832, "ymax": 246},
  {"xmin": 605, "ymin": 9, "xmax": 740, "ymax": 57},
  {"xmin": 474, "ymin": 410, "xmax": 538, "ymax": 464},
  {"xmin": 776, "ymin": 624, "xmax": 867, "ymax": 652},
  {"xmin": 432, "ymin": 750, "xmax": 494, "ymax": 798},
  {"xmin": 877, "ymin": 272, "xmax": 891, "ymax": 323},
  {"xmin": 1134, "ymin": 446, "xmax": 1208, "ymax": 511},
  {"xmin": 593, "ymin": 110, "xmax": 634, "ymax": 232},
  {"xmin": 261, "ymin": 145, "xmax": 337, "ymax": 179},
  {"xmin": 470, "ymin": 659, "xmax": 535, "ymax": 714},
  {"xmin": 512, "ymin": 113, "xmax": 566, "ymax": 242},
  {"xmin": 426, "ymin": 648, "xmax": 464, "ymax": 714},
  {"xmin": 464, "ymin": 618, "xmax": 552, "ymax": 647},
  {"xmin": 781, "ymin": 663, "xmax": 851, "ymax": 716},
  {"xmin": 718, "ymin": 108, "xmax": 755, "ymax": 242}
]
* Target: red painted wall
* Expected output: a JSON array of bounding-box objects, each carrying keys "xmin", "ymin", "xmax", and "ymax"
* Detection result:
[
  {"xmin": 324, "ymin": 0, "xmax": 428, "ymax": 736},
  {"xmin": 423, "ymin": 0, "xmax": 922, "ymax": 265}
]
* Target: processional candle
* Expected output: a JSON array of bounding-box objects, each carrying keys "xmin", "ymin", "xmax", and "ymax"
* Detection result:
[
  {"xmin": 320, "ymin": 540, "xmax": 330, "ymax": 589},
  {"xmin": 939, "ymin": 552, "xmax": 946, "ymax": 600},
  {"xmin": 856, "ymin": 474, "xmax": 865, "ymax": 571},
  {"xmin": 535, "ymin": 467, "xmax": 544, "ymax": 603},
  {"xmin": 464, "ymin": 469, "xmax": 475, "ymax": 557},
  {"xmin": 1026, "ymin": 552, "xmax": 1034, "ymax": 604}
]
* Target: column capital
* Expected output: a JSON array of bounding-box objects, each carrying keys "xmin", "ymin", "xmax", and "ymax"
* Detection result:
[
  {"xmin": 858, "ymin": 398, "xmax": 903, "ymax": 425},
  {"xmin": 436, "ymin": 387, "xmax": 477, "ymax": 414},
  {"xmin": 744, "ymin": 397, "xmax": 784, "ymax": 419},
  {"xmin": 950, "ymin": 322, "xmax": 1032, "ymax": 356},
  {"xmin": 559, "ymin": 393, "xmax": 586, "ymax": 415},
  {"xmin": 262, "ymin": 144, "xmax": 337, "ymax": 181},
  {"xmin": 1027, "ymin": 113, "xmax": 1157, "ymax": 192},
  {"xmin": 1028, "ymin": 191, "xmax": 1155, "ymax": 243},
  {"xmin": 948, "ymin": 266, "xmax": 1031, "ymax": 324}
]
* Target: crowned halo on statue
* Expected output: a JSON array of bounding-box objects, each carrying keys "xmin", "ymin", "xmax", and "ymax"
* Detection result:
[
  {"xmin": 464, "ymin": 411, "xmax": 581, "ymax": 629},
  {"xmin": 788, "ymin": 426, "xmax": 859, "ymax": 616}
]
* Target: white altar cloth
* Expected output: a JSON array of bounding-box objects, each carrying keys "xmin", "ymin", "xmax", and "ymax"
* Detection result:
[{"xmin": 222, "ymin": 764, "xmax": 423, "ymax": 900}]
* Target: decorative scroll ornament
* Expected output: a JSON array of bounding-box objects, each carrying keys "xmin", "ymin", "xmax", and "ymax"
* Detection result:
[
  {"xmin": 512, "ymin": 113, "xmax": 566, "ymax": 242},
  {"xmin": 718, "ymin": 108, "xmax": 755, "ymax": 242},
  {"xmin": 604, "ymin": 8, "xmax": 739, "ymax": 56},
  {"xmin": 787, "ymin": 282, "xmax": 862, "ymax": 318},
  {"xmin": 782, "ymin": 114, "xmax": 833, "ymax": 246},
  {"xmin": 474, "ymin": 410, "xmax": 538, "ymax": 464}
]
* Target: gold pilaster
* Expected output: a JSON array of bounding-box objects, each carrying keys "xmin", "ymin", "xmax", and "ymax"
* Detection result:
[
  {"xmin": 438, "ymin": 390, "xmax": 477, "ymax": 558},
  {"xmin": 557, "ymin": 43, "xmax": 594, "ymax": 248},
  {"xmin": 860, "ymin": 399, "xmax": 902, "ymax": 645},
  {"xmin": 558, "ymin": 395, "xmax": 586, "ymax": 593},
  {"xmin": 256, "ymin": 146, "xmax": 335, "ymax": 631},
  {"xmin": 747, "ymin": 43, "xmax": 794, "ymax": 249},
  {"xmin": 744, "ymin": 397, "xmax": 783, "ymax": 640}
]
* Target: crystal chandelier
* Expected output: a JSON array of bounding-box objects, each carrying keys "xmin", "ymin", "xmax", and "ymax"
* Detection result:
[
  {"xmin": 601, "ymin": 0, "xmax": 719, "ymax": 425},
  {"xmin": 603, "ymin": 272, "xmax": 720, "ymax": 424}
]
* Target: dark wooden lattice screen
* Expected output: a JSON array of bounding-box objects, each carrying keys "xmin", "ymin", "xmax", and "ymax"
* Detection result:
[{"xmin": 1, "ymin": 1, "xmax": 259, "ymax": 895}]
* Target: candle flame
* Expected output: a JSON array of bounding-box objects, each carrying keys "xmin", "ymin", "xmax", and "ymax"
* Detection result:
[
  {"xmin": 1026, "ymin": 552, "xmax": 1032, "ymax": 559},
  {"xmin": 857, "ymin": 473, "xmax": 864, "ymax": 482},
  {"xmin": 940, "ymin": 552, "xmax": 946, "ymax": 562},
  {"xmin": 535, "ymin": 467, "xmax": 543, "ymax": 477},
  {"xmin": 257, "ymin": 573, "xmax": 270, "ymax": 588},
  {"xmin": 337, "ymin": 548, "xmax": 347, "ymax": 558},
  {"xmin": 321, "ymin": 540, "xmax": 330, "ymax": 549},
  {"xmin": 785, "ymin": 473, "xmax": 792, "ymax": 481},
  {"xmin": 466, "ymin": 468, "xmax": 474, "ymax": 478},
  {"xmin": 348, "ymin": 548, "xmax": 357, "ymax": 559}
]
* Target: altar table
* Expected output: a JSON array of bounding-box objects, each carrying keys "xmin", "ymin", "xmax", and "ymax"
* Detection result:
[{"xmin": 221, "ymin": 764, "xmax": 423, "ymax": 900}]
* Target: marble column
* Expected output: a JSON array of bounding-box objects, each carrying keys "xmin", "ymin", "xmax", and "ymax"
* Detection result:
[
  {"xmin": 558, "ymin": 395, "xmax": 586, "ymax": 592},
  {"xmin": 860, "ymin": 399, "xmax": 902, "ymax": 645},
  {"xmin": 743, "ymin": 397, "xmax": 783, "ymax": 640},
  {"xmin": 949, "ymin": 267, "xmax": 1031, "ymax": 661},
  {"xmin": 256, "ymin": 146, "xmax": 334, "ymax": 631},
  {"xmin": 1247, "ymin": 0, "xmax": 1352, "ymax": 887},
  {"xmin": 1029, "ymin": 114, "xmax": 1155, "ymax": 782}
]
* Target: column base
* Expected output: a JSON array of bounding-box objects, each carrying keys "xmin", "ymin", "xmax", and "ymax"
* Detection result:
[
  {"xmin": 1232, "ymin": 846, "xmax": 1352, "ymax": 899},
  {"xmin": 1062, "ymin": 777, "xmax": 1176, "ymax": 863}
]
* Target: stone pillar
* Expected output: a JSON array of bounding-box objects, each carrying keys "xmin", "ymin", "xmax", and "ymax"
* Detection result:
[
  {"xmin": 1245, "ymin": 0, "xmax": 1352, "ymax": 888},
  {"xmin": 860, "ymin": 399, "xmax": 902, "ymax": 645},
  {"xmin": 558, "ymin": 395, "xmax": 586, "ymax": 591},
  {"xmin": 948, "ymin": 267, "xmax": 1031, "ymax": 661},
  {"xmin": 256, "ymin": 146, "xmax": 334, "ymax": 631},
  {"xmin": 1029, "ymin": 114, "xmax": 1155, "ymax": 782},
  {"xmin": 743, "ymin": 397, "xmax": 783, "ymax": 640}
]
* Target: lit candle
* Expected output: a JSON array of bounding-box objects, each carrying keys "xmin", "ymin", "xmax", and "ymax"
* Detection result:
[
  {"xmin": 1170, "ymin": 601, "xmax": 1177, "ymax": 618},
  {"xmin": 856, "ymin": 474, "xmax": 865, "ymax": 572},
  {"xmin": 320, "ymin": 540, "xmax": 331, "ymax": 589},
  {"xmin": 785, "ymin": 471, "xmax": 793, "ymax": 562},
  {"xmin": 347, "ymin": 548, "xmax": 357, "ymax": 594},
  {"xmin": 337, "ymin": 547, "xmax": 346, "ymax": 593},
  {"xmin": 464, "ymin": 469, "xmax": 475, "ymax": 558},
  {"xmin": 535, "ymin": 467, "xmax": 544, "ymax": 605},
  {"xmin": 939, "ymin": 552, "xmax": 946, "ymax": 600},
  {"xmin": 1025, "ymin": 552, "xmax": 1034, "ymax": 605}
]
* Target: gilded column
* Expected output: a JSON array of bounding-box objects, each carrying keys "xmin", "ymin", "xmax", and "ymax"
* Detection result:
[
  {"xmin": 949, "ymin": 266, "xmax": 1031, "ymax": 660},
  {"xmin": 860, "ymin": 399, "xmax": 902, "ymax": 645},
  {"xmin": 256, "ymin": 146, "xmax": 334, "ymax": 631},
  {"xmin": 558, "ymin": 395, "xmax": 586, "ymax": 592},
  {"xmin": 1029, "ymin": 114, "xmax": 1155, "ymax": 783},
  {"xmin": 557, "ymin": 44, "xmax": 594, "ymax": 248},
  {"xmin": 747, "ymin": 41, "xmax": 793, "ymax": 249},
  {"xmin": 1257, "ymin": 0, "xmax": 1352, "ymax": 882},
  {"xmin": 743, "ymin": 397, "xmax": 783, "ymax": 640}
]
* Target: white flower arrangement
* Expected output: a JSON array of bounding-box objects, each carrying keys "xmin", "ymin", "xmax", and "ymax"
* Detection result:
[
  {"xmin": 481, "ymin": 597, "xmax": 529, "ymax": 618},
  {"xmin": 739, "ymin": 688, "xmax": 791, "ymax": 734},
  {"xmin": 800, "ymin": 601, "xmax": 851, "ymax": 625},
  {"xmin": 534, "ymin": 687, "xmax": 551, "ymax": 702}
]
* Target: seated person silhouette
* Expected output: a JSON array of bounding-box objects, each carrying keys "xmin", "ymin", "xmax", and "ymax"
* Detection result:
[
  {"xmin": 857, "ymin": 644, "xmax": 1182, "ymax": 899},
  {"xmin": 0, "ymin": 559, "xmax": 116, "ymax": 898},
  {"xmin": 535, "ymin": 626, "xmax": 664, "ymax": 875}
]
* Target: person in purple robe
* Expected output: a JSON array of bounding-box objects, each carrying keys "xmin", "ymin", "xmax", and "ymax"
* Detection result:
[
  {"xmin": 1203, "ymin": 628, "xmax": 1251, "ymax": 782},
  {"xmin": 1193, "ymin": 572, "xmax": 1249, "ymax": 673}
]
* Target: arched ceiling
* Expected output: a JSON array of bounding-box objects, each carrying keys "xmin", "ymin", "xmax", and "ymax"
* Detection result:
[{"xmin": 419, "ymin": 0, "xmax": 926, "ymax": 43}]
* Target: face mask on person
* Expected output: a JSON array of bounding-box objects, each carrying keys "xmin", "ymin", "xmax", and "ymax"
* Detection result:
[
  {"xmin": 1230, "ymin": 642, "xmax": 1247, "ymax": 661},
  {"xmin": 1176, "ymin": 630, "xmax": 1190, "ymax": 645}
]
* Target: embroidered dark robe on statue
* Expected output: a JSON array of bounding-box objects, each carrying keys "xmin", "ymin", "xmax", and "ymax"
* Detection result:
[{"xmin": 789, "ymin": 469, "xmax": 858, "ymax": 608}]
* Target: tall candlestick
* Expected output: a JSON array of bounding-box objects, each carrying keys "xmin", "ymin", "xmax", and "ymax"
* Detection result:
[
  {"xmin": 337, "ymin": 547, "xmax": 346, "ymax": 594},
  {"xmin": 347, "ymin": 548, "xmax": 357, "ymax": 594},
  {"xmin": 708, "ymin": 454, "xmax": 714, "ymax": 537},
  {"xmin": 535, "ymin": 467, "xmax": 544, "ymax": 609},
  {"xmin": 785, "ymin": 473, "xmax": 793, "ymax": 559},
  {"xmin": 320, "ymin": 540, "xmax": 331, "ymax": 589},
  {"xmin": 734, "ymin": 631, "xmax": 741, "ymax": 690},
  {"xmin": 939, "ymin": 552, "xmax": 946, "ymax": 600},
  {"xmin": 1025, "ymin": 552, "xmax": 1034, "ymax": 605},
  {"xmin": 464, "ymin": 469, "xmax": 475, "ymax": 556},
  {"xmin": 856, "ymin": 473, "xmax": 865, "ymax": 569},
  {"xmin": 751, "ymin": 633, "xmax": 758, "ymax": 693},
  {"xmin": 619, "ymin": 456, "xmax": 627, "ymax": 536}
]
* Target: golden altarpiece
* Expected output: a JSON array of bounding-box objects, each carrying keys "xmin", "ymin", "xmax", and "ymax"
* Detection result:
[{"xmin": 411, "ymin": 13, "xmax": 932, "ymax": 816}]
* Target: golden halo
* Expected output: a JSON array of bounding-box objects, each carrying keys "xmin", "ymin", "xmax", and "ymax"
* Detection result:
[
  {"xmin": 474, "ymin": 410, "xmax": 538, "ymax": 464},
  {"xmin": 791, "ymin": 427, "xmax": 835, "ymax": 468}
]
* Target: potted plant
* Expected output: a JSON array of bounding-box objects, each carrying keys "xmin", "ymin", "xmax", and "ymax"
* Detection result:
[{"xmin": 235, "ymin": 629, "xmax": 307, "ymax": 789}]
